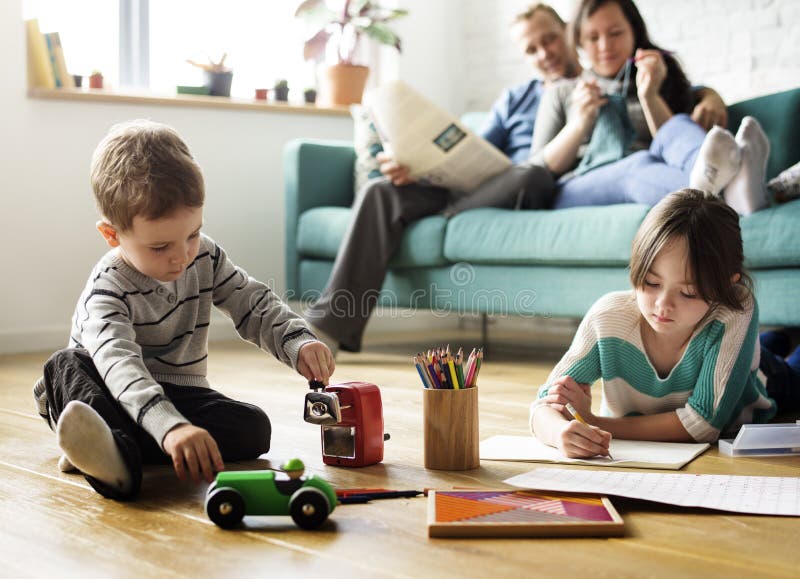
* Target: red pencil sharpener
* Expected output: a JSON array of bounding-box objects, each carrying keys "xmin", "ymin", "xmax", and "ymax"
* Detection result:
[{"xmin": 303, "ymin": 381, "xmax": 389, "ymax": 467}]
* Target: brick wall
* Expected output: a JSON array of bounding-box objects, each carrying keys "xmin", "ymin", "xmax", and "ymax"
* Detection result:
[{"xmin": 462, "ymin": 0, "xmax": 800, "ymax": 112}]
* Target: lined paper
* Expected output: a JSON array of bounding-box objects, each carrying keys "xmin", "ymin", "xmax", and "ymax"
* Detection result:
[{"xmin": 504, "ymin": 468, "xmax": 800, "ymax": 516}]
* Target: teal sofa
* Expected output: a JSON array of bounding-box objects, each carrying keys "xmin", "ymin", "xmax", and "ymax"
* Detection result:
[{"xmin": 285, "ymin": 89, "xmax": 800, "ymax": 328}]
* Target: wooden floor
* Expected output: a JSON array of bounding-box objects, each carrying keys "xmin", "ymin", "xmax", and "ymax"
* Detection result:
[{"xmin": 2, "ymin": 332, "xmax": 799, "ymax": 578}]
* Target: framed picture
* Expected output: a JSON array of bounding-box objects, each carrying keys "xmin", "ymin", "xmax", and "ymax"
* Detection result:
[{"xmin": 428, "ymin": 489, "xmax": 624, "ymax": 538}]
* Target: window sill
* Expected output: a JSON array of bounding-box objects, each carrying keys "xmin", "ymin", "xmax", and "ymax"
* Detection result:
[{"xmin": 27, "ymin": 88, "xmax": 351, "ymax": 118}]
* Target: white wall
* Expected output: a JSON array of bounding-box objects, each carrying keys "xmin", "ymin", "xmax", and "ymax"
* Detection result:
[
  {"xmin": 0, "ymin": 0, "xmax": 353, "ymax": 354},
  {"xmin": 0, "ymin": 0, "xmax": 466, "ymax": 355},
  {"xmin": 4, "ymin": 0, "xmax": 796, "ymax": 355},
  {"xmin": 463, "ymin": 0, "xmax": 800, "ymax": 112}
]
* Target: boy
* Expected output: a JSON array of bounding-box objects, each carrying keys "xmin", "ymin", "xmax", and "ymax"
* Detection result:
[{"xmin": 33, "ymin": 120, "xmax": 335, "ymax": 500}]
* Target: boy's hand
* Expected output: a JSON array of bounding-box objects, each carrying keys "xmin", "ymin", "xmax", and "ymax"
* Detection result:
[
  {"xmin": 297, "ymin": 341, "xmax": 335, "ymax": 385},
  {"xmin": 542, "ymin": 375, "xmax": 593, "ymax": 420},
  {"xmin": 558, "ymin": 419, "xmax": 612, "ymax": 458},
  {"xmin": 163, "ymin": 424, "xmax": 224, "ymax": 484}
]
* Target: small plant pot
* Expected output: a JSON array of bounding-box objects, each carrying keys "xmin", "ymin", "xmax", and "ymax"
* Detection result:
[
  {"xmin": 88, "ymin": 74, "xmax": 103, "ymax": 89},
  {"xmin": 303, "ymin": 89, "xmax": 317, "ymax": 104},
  {"xmin": 255, "ymin": 88, "xmax": 269, "ymax": 100},
  {"xmin": 204, "ymin": 70, "xmax": 233, "ymax": 97},
  {"xmin": 321, "ymin": 64, "xmax": 369, "ymax": 105},
  {"xmin": 72, "ymin": 74, "xmax": 83, "ymax": 88},
  {"xmin": 274, "ymin": 86, "xmax": 289, "ymax": 102}
]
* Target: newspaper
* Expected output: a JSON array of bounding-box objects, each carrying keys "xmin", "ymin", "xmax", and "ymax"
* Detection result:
[{"xmin": 365, "ymin": 80, "xmax": 511, "ymax": 193}]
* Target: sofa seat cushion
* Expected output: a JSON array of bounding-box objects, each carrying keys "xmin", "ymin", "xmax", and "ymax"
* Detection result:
[
  {"xmin": 444, "ymin": 205, "xmax": 650, "ymax": 266},
  {"xmin": 741, "ymin": 199, "xmax": 800, "ymax": 268},
  {"xmin": 297, "ymin": 207, "xmax": 449, "ymax": 268}
]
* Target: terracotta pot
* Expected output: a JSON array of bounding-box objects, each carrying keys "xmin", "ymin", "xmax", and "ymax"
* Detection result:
[
  {"xmin": 88, "ymin": 74, "xmax": 103, "ymax": 89},
  {"xmin": 254, "ymin": 88, "xmax": 269, "ymax": 100},
  {"xmin": 321, "ymin": 64, "xmax": 369, "ymax": 106}
]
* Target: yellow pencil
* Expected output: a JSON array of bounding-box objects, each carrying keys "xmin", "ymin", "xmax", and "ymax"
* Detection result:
[
  {"xmin": 565, "ymin": 403, "xmax": 614, "ymax": 460},
  {"xmin": 447, "ymin": 354, "xmax": 460, "ymax": 390}
]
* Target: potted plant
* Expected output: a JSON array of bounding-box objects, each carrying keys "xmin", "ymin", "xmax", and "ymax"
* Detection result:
[
  {"xmin": 187, "ymin": 54, "xmax": 233, "ymax": 97},
  {"xmin": 274, "ymin": 79, "xmax": 289, "ymax": 102},
  {"xmin": 295, "ymin": 0, "xmax": 407, "ymax": 105},
  {"xmin": 88, "ymin": 70, "xmax": 103, "ymax": 89},
  {"xmin": 303, "ymin": 87, "xmax": 317, "ymax": 104}
]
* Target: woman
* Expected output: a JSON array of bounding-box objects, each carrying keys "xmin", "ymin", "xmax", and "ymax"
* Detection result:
[{"xmin": 530, "ymin": 0, "xmax": 729, "ymax": 208}]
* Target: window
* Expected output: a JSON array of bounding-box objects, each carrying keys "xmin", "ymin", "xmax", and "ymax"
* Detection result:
[
  {"xmin": 23, "ymin": 0, "xmax": 119, "ymax": 87},
  {"xmin": 24, "ymin": 0, "xmax": 315, "ymax": 99}
]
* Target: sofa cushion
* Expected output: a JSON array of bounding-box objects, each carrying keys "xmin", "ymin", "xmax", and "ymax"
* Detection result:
[
  {"xmin": 444, "ymin": 205, "xmax": 649, "ymax": 266},
  {"xmin": 297, "ymin": 207, "xmax": 449, "ymax": 267},
  {"xmin": 741, "ymin": 198, "xmax": 800, "ymax": 268}
]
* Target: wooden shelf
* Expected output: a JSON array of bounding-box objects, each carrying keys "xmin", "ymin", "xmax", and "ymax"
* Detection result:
[{"xmin": 27, "ymin": 87, "xmax": 351, "ymax": 118}]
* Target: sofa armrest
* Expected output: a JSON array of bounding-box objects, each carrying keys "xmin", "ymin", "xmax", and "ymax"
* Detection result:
[{"xmin": 284, "ymin": 139, "xmax": 356, "ymax": 295}]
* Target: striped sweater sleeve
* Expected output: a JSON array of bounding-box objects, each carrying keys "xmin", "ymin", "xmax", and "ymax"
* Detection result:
[
  {"xmin": 529, "ymin": 294, "xmax": 606, "ymax": 426},
  {"xmin": 676, "ymin": 298, "xmax": 760, "ymax": 442},
  {"xmin": 77, "ymin": 282, "xmax": 188, "ymax": 448},
  {"xmin": 207, "ymin": 239, "xmax": 317, "ymax": 368}
]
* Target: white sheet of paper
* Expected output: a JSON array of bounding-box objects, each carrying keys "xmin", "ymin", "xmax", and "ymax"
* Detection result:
[
  {"xmin": 504, "ymin": 467, "xmax": 800, "ymax": 516},
  {"xmin": 480, "ymin": 435, "xmax": 709, "ymax": 470}
]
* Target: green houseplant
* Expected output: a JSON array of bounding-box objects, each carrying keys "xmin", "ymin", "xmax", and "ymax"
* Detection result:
[
  {"xmin": 295, "ymin": 0, "xmax": 407, "ymax": 105},
  {"xmin": 274, "ymin": 79, "xmax": 289, "ymax": 102}
]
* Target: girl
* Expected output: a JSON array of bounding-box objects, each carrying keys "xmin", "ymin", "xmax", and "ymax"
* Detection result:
[
  {"xmin": 529, "ymin": 0, "xmax": 764, "ymax": 210},
  {"xmin": 530, "ymin": 189, "xmax": 776, "ymax": 458}
]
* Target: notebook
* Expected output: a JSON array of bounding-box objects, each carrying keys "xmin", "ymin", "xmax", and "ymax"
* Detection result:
[{"xmin": 480, "ymin": 435, "xmax": 709, "ymax": 470}]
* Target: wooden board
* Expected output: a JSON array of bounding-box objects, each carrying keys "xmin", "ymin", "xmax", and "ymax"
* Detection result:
[{"xmin": 428, "ymin": 489, "xmax": 624, "ymax": 538}]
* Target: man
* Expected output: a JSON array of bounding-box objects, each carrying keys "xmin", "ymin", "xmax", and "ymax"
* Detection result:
[{"xmin": 305, "ymin": 3, "xmax": 726, "ymax": 354}]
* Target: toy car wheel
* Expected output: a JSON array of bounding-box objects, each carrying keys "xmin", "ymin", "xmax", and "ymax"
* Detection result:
[
  {"xmin": 290, "ymin": 488, "xmax": 330, "ymax": 530},
  {"xmin": 206, "ymin": 487, "xmax": 245, "ymax": 529}
]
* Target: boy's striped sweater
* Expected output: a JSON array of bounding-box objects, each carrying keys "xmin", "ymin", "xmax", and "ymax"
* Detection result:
[
  {"xmin": 531, "ymin": 291, "xmax": 776, "ymax": 442},
  {"xmin": 59, "ymin": 234, "xmax": 317, "ymax": 448}
]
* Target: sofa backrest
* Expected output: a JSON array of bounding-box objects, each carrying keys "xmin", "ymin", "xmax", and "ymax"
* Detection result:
[{"xmin": 727, "ymin": 88, "xmax": 800, "ymax": 180}]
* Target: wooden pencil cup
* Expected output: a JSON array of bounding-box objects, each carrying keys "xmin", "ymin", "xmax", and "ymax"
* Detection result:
[{"xmin": 423, "ymin": 387, "xmax": 479, "ymax": 470}]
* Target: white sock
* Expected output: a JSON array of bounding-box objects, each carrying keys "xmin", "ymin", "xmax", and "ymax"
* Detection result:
[
  {"xmin": 724, "ymin": 116, "xmax": 771, "ymax": 215},
  {"xmin": 58, "ymin": 454, "xmax": 77, "ymax": 472},
  {"xmin": 56, "ymin": 401, "xmax": 132, "ymax": 492},
  {"xmin": 689, "ymin": 126, "xmax": 741, "ymax": 195}
]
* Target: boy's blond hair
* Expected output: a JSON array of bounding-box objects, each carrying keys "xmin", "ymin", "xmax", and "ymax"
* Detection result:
[{"xmin": 90, "ymin": 120, "xmax": 204, "ymax": 231}]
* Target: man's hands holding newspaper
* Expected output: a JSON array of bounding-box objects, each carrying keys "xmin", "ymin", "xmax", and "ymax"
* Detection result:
[{"xmin": 377, "ymin": 151, "xmax": 414, "ymax": 186}]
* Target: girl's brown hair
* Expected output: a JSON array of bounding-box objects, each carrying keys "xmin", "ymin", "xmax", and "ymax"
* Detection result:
[
  {"xmin": 630, "ymin": 188, "xmax": 753, "ymax": 312},
  {"xmin": 90, "ymin": 120, "xmax": 205, "ymax": 232}
]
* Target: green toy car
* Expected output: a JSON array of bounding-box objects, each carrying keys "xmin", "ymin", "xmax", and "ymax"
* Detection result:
[{"xmin": 205, "ymin": 468, "xmax": 337, "ymax": 530}]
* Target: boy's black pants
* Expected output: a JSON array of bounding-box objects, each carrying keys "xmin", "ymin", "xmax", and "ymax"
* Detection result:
[{"xmin": 41, "ymin": 348, "xmax": 271, "ymax": 500}]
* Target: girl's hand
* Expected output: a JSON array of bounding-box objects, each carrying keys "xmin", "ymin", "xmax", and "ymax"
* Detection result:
[
  {"xmin": 163, "ymin": 424, "xmax": 225, "ymax": 484},
  {"xmin": 376, "ymin": 151, "xmax": 413, "ymax": 186},
  {"xmin": 297, "ymin": 341, "xmax": 336, "ymax": 385},
  {"xmin": 558, "ymin": 419, "xmax": 612, "ymax": 458},
  {"xmin": 635, "ymin": 49, "xmax": 667, "ymax": 100},
  {"xmin": 542, "ymin": 375, "xmax": 593, "ymax": 420},
  {"xmin": 567, "ymin": 79, "xmax": 607, "ymax": 135}
]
